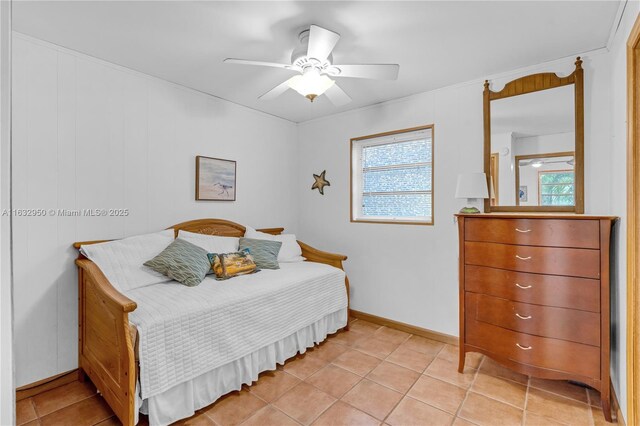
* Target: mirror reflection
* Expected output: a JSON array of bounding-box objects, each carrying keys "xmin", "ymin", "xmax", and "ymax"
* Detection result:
[{"xmin": 489, "ymin": 85, "xmax": 575, "ymax": 207}]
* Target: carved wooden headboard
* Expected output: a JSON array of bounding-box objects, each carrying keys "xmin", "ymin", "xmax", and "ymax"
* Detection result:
[
  {"xmin": 73, "ymin": 218, "xmax": 284, "ymax": 250},
  {"xmin": 168, "ymin": 218, "xmax": 283, "ymax": 237}
]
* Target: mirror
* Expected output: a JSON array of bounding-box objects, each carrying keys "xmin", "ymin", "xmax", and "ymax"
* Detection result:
[{"xmin": 483, "ymin": 57, "xmax": 584, "ymax": 213}]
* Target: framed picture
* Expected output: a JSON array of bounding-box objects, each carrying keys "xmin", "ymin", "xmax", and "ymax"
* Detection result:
[
  {"xmin": 196, "ymin": 156, "xmax": 236, "ymax": 201},
  {"xmin": 519, "ymin": 185, "xmax": 528, "ymax": 203}
]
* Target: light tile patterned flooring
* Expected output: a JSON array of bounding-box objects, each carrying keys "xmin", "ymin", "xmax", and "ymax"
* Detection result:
[{"xmin": 17, "ymin": 319, "xmax": 615, "ymax": 426}]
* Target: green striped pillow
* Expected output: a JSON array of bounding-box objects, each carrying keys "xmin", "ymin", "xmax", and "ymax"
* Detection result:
[
  {"xmin": 144, "ymin": 238, "xmax": 211, "ymax": 287},
  {"xmin": 239, "ymin": 237, "xmax": 282, "ymax": 270}
]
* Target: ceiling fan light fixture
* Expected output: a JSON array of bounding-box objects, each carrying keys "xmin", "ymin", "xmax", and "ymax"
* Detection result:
[{"xmin": 287, "ymin": 68, "xmax": 335, "ymax": 102}]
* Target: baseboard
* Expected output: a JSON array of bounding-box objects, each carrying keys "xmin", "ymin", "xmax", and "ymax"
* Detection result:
[
  {"xmin": 16, "ymin": 369, "xmax": 79, "ymax": 401},
  {"xmin": 349, "ymin": 309, "xmax": 459, "ymax": 346},
  {"xmin": 611, "ymin": 379, "xmax": 625, "ymax": 425}
]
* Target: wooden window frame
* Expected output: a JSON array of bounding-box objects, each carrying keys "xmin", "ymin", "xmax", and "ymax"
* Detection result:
[
  {"xmin": 350, "ymin": 124, "xmax": 435, "ymax": 226},
  {"xmin": 537, "ymin": 169, "xmax": 575, "ymax": 206}
]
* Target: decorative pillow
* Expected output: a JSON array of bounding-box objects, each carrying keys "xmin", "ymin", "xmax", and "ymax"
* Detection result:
[
  {"xmin": 244, "ymin": 227, "xmax": 304, "ymax": 262},
  {"xmin": 144, "ymin": 238, "xmax": 212, "ymax": 287},
  {"xmin": 80, "ymin": 229, "xmax": 175, "ymax": 292},
  {"xmin": 207, "ymin": 249, "xmax": 258, "ymax": 280},
  {"xmin": 177, "ymin": 230, "xmax": 239, "ymax": 254},
  {"xmin": 238, "ymin": 237, "xmax": 282, "ymax": 270}
]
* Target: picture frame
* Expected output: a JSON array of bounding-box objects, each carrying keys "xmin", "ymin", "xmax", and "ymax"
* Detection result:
[
  {"xmin": 195, "ymin": 156, "xmax": 236, "ymax": 201},
  {"xmin": 519, "ymin": 185, "xmax": 528, "ymax": 203}
]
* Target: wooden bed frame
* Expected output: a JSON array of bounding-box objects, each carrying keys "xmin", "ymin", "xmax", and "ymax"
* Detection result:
[{"xmin": 73, "ymin": 218, "xmax": 350, "ymax": 426}]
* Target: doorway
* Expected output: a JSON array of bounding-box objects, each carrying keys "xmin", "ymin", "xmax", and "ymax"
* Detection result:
[{"xmin": 627, "ymin": 11, "xmax": 640, "ymax": 426}]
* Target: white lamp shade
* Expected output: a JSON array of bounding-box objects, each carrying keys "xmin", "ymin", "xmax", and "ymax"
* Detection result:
[
  {"xmin": 287, "ymin": 69, "xmax": 335, "ymax": 97},
  {"xmin": 455, "ymin": 173, "xmax": 489, "ymax": 199}
]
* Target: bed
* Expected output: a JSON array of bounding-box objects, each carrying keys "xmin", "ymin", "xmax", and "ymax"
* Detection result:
[{"xmin": 73, "ymin": 219, "xmax": 350, "ymax": 426}]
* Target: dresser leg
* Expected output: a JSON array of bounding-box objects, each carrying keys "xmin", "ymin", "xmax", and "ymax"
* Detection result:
[
  {"xmin": 78, "ymin": 367, "xmax": 87, "ymax": 383},
  {"xmin": 458, "ymin": 347, "xmax": 466, "ymax": 373},
  {"xmin": 601, "ymin": 386, "xmax": 612, "ymax": 422}
]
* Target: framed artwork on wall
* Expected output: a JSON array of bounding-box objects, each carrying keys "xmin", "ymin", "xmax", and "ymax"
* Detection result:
[
  {"xmin": 195, "ymin": 156, "xmax": 236, "ymax": 201},
  {"xmin": 519, "ymin": 185, "xmax": 528, "ymax": 203}
]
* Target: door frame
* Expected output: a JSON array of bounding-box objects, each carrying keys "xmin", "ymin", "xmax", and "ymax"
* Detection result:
[{"xmin": 627, "ymin": 11, "xmax": 640, "ymax": 426}]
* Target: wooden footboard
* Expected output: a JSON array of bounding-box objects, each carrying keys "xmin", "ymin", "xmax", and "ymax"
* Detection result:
[
  {"xmin": 298, "ymin": 241, "xmax": 351, "ymax": 330},
  {"xmin": 76, "ymin": 258, "xmax": 137, "ymax": 426},
  {"xmin": 73, "ymin": 219, "xmax": 350, "ymax": 425}
]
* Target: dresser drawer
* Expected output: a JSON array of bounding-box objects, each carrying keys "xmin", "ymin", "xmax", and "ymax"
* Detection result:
[
  {"xmin": 465, "ymin": 317, "xmax": 600, "ymax": 379},
  {"xmin": 465, "ymin": 241, "xmax": 601, "ymax": 279},
  {"xmin": 465, "ymin": 218, "xmax": 600, "ymax": 249},
  {"xmin": 468, "ymin": 293, "xmax": 600, "ymax": 346},
  {"xmin": 465, "ymin": 265, "xmax": 600, "ymax": 312}
]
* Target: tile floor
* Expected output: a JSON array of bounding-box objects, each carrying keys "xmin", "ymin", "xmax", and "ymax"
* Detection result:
[{"xmin": 16, "ymin": 319, "xmax": 615, "ymax": 426}]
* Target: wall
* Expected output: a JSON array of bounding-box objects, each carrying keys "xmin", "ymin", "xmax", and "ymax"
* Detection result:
[
  {"xmin": 11, "ymin": 33, "xmax": 299, "ymax": 386},
  {"xmin": 608, "ymin": 4, "xmax": 640, "ymax": 421},
  {"xmin": 0, "ymin": 1, "xmax": 14, "ymax": 424},
  {"xmin": 512, "ymin": 132, "xmax": 575, "ymax": 157},
  {"xmin": 296, "ymin": 44, "xmax": 616, "ymax": 392}
]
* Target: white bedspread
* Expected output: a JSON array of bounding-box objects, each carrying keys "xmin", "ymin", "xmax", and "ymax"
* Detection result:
[{"xmin": 126, "ymin": 261, "xmax": 347, "ymax": 399}]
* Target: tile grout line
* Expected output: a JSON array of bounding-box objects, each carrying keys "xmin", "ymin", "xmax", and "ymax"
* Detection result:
[
  {"xmin": 452, "ymin": 355, "xmax": 483, "ymax": 425},
  {"xmin": 211, "ymin": 384, "xmax": 303, "ymax": 426},
  {"xmin": 246, "ymin": 341, "xmax": 373, "ymax": 426},
  {"xmin": 303, "ymin": 360, "xmax": 366, "ymax": 423},
  {"xmin": 522, "ymin": 376, "xmax": 531, "ymax": 426},
  {"xmin": 586, "ymin": 387, "xmax": 596, "ymax": 426},
  {"xmin": 32, "ymin": 384, "xmax": 100, "ymax": 421},
  {"xmin": 528, "ymin": 382, "xmax": 598, "ymax": 405},
  {"xmin": 379, "ymin": 339, "xmax": 449, "ymax": 424},
  {"xmin": 377, "ymin": 333, "xmax": 423, "ymax": 424}
]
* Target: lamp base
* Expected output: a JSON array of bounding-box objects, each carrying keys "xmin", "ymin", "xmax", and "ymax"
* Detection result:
[{"xmin": 459, "ymin": 206, "xmax": 481, "ymax": 214}]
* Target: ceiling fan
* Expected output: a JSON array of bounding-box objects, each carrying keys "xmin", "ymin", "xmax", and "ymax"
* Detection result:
[{"xmin": 224, "ymin": 25, "xmax": 399, "ymax": 106}]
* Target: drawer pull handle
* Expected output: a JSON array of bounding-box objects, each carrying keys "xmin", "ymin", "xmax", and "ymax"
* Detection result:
[
  {"xmin": 515, "ymin": 313, "xmax": 532, "ymax": 320},
  {"xmin": 515, "ymin": 255, "xmax": 532, "ymax": 261},
  {"xmin": 516, "ymin": 343, "xmax": 532, "ymax": 350},
  {"xmin": 515, "ymin": 283, "xmax": 532, "ymax": 289},
  {"xmin": 515, "ymin": 228, "xmax": 532, "ymax": 233}
]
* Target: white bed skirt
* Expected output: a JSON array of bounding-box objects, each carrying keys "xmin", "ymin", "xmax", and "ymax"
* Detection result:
[{"xmin": 137, "ymin": 308, "xmax": 348, "ymax": 426}]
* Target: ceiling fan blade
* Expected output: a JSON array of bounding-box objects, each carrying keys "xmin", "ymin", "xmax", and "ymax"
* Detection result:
[
  {"xmin": 224, "ymin": 58, "xmax": 296, "ymax": 71},
  {"xmin": 307, "ymin": 25, "xmax": 340, "ymax": 62},
  {"xmin": 324, "ymin": 83, "xmax": 351, "ymax": 106},
  {"xmin": 331, "ymin": 64, "xmax": 400, "ymax": 80},
  {"xmin": 258, "ymin": 77, "xmax": 295, "ymax": 100}
]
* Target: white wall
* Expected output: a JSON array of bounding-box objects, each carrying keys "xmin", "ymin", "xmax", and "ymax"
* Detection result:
[
  {"xmin": 11, "ymin": 33, "xmax": 299, "ymax": 387},
  {"xmin": 512, "ymin": 132, "xmax": 575, "ymax": 157},
  {"xmin": 607, "ymin": 4, "xmax": 640, "ymax": 422},
  {"xmin": 0, "ymin": 1, "xmax": 14, "ymax": 424},
  {"xmin": 296, "ymin": 45, "xmax": 616, "ymax": 393}
]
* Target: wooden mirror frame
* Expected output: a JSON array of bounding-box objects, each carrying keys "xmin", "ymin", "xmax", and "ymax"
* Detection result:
[{"xmin": 483, "ymin": 57, "xmax": 584, "ymax": 213}]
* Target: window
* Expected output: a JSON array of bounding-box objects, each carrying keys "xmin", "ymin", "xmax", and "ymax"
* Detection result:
[
  {"xmin": 351, "ymin": 125, "xmax": 434, "ymax": 224},
  {"xmin": 539, "ymin": 170, "xmax": 575, "ymax": 206}
]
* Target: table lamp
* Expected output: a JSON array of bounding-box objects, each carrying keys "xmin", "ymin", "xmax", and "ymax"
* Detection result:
[{"xmin": 455, "ymin": 173, "xmax": 489, "ymax": 214}]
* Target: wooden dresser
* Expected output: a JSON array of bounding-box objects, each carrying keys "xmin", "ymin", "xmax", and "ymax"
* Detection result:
[{"xmin": 457, "ymin": 214, "xmax": 617, "ymax": 421}]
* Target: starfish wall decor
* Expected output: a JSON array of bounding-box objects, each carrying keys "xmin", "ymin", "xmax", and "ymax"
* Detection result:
[{"xmin": 311, "ymin": 170, "xmax": 330, "ymax": 195}]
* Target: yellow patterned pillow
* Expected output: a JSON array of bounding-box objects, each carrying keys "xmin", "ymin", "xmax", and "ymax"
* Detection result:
[{"xmin": 207, "ymin": 249, "xmax": 258, "ymax": 280}]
